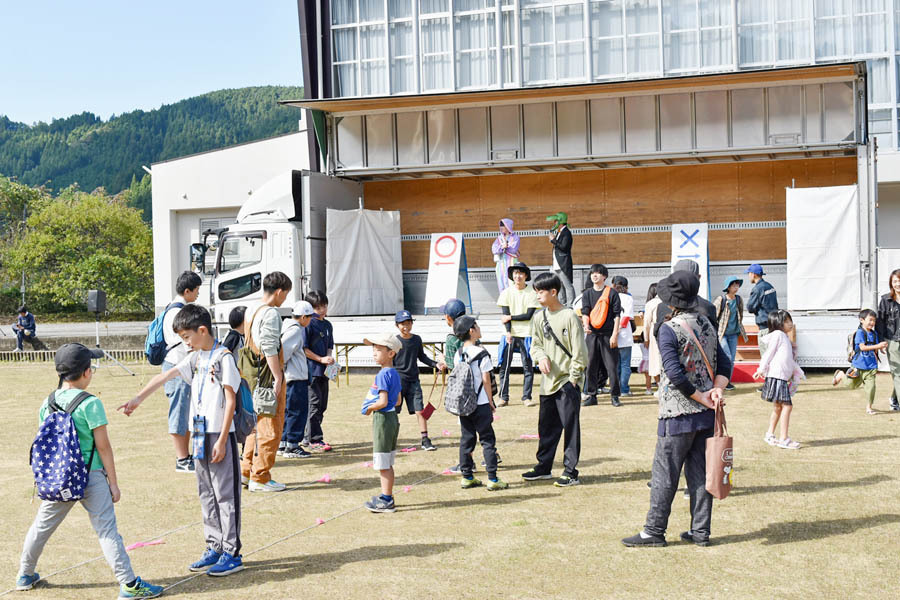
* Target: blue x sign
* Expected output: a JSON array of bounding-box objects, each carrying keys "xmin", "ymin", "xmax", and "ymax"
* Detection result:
[{"xmin": 679, "ymin": 228, "xmax": 700, "ymax": 248}]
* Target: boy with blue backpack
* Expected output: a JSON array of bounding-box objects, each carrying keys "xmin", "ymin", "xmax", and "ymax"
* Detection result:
[
  {"xmin": 17, "ymin": 343, "xmax": 164, "ymax": 598},
  {"xmin": 121, "ymin": 304, "xmax": 245, "ymax": 576}
]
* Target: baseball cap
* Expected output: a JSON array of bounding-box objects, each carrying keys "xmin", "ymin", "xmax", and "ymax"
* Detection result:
[
  {"xmin": 453, "ymin": 315, "xmax": 478, "ymax": 339},
  {"xmin": 364, "ymin": 332, "xmax": 402, "ymax": 353},
  {"xmin": 55, "ymin": 343, "xmax": 104, "ymax": 377},
  {"xmin": 291, "ymin": 300, "xmax": 315, "ymax": 317},
  {"xmin": 441, "ymin": 299, "xmax": 466, "ymax": 319},
  {"xmin": 745, "ymin": 263, "xmax": 765, "ymax": 276},
  {"xmin": 394, "ymin": 309, "xmax": 414, "ymax": 323}
]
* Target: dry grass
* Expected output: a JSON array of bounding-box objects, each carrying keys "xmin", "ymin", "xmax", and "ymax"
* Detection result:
[{"xmin": 0, "ymin": 363, "xmax": 899, "ymax": 599}]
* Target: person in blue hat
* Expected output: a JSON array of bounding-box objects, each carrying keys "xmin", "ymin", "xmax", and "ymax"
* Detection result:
[
  {"xmin": 712, "ymin": 276, "xmax": 748, "ymax": 390},
  {"xmin": 746, "ymin": 264, "xmax": 779, "ymax": 356},
  {"xmin": 394, "ymin": 310, "xmax": 446, "ymax": 451}
]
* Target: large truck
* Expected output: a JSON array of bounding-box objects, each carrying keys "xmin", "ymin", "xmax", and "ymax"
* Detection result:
[{"xmin": 189, "ymin": 170, "xmax": 361, "ymax": 326}]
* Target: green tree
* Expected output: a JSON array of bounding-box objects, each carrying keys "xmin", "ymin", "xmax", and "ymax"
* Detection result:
[
  {"xmin": 1, "ymin": 186, "xmax": 153, "ymax": 312},
  {"xmin": 122, "ymin": 173, "xmax": 152, "ymax": 221}
]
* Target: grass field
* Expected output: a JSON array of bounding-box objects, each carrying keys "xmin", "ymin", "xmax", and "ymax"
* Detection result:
[{"xmin": 1, "ymin": 363, "xmax": 899, "ymax": 599}]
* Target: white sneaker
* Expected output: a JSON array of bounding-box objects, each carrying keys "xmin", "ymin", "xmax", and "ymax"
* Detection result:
[
  {"xmin": 248, "ymin": 479, "xmax": 286, "ymax": 493},
  {"xmin": 13, "ymin": 347, "xmax": 23, "ymax": 353},
  {"xmin": 240, "ymin": 475, "xmax": 249, "ymax": 487}
]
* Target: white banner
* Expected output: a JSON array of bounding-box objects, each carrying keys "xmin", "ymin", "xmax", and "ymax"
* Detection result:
[
  {"xmin": 671, "ymin": 223, "xmax": 710, "ymax": 299},
  {"xmin": 786, "ymin": 185, "xmax": 860, "ymax": 310},
  {"xmin": 424, "ymin": 233, "xmax": 465, "ymax": 309}
]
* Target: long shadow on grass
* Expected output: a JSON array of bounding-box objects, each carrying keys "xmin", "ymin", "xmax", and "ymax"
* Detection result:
[
  {"xmin": 803, "ymin": 434, "xmax": 897, "ymax": 448},
  {"xmin": 34, "ymin": 543, "xmax": 464, "ymax": 595},
  {"xmin": 714, "ymin": 513, "xmax": 900, "ymax": 546},
  {"xmin": 729, "ymin": 474, "xmax": 891, "ymax": 496},
  {"xmin": 401, "ymin": 492, "xmax": 557, "ymax": 512}
]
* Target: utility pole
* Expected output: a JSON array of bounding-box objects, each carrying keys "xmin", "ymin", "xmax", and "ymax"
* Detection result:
[{"xmin": 19, "ymin": 201, "xmax": 25, "ymax": 306}]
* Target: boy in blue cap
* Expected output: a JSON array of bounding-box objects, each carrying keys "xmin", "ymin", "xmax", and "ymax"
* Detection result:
[
  {"xmin": 394, "ymin": 310, "xmax": 446, "ymax": 451},
  {"xmin": 746, "ymin": 264, "xmax": 779, "ymax": 356}
]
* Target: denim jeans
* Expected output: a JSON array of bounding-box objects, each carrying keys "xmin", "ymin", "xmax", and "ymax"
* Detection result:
[
  {"xmin": 618, "ymin": 346, "xmax": 632, "ymax": 395},
  {"xmin": 722, "ymin": 334, "xmax": 738, "ymax": 378}
]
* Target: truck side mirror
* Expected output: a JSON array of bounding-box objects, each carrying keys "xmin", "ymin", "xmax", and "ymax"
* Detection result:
[{"xmin": 190, "ymin": 243, "xmax": 207, "ymax": 275}]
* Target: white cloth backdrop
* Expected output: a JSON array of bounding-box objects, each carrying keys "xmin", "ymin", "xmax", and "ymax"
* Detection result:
[
  {"xmin": 326, "ymin": 208, "xmax": 404, "ymax": 316},
  {"xmin": 786, "ymin": 185, "xmax": 860, "ymax": 311}
]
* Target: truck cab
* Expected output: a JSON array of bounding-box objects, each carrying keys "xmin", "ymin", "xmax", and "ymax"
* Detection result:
[{"xmin": 190, "ymin": 170, "xmax": 362, "ymax": 327}]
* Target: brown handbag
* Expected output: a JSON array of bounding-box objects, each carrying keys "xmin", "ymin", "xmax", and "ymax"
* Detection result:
[
  {"xmin": 705, "ymin": 403, "xmax": 734, "ymax": 499},
  {"xmin": 674, "ymin": 317, "xmax": 734, "ymax": 499}
]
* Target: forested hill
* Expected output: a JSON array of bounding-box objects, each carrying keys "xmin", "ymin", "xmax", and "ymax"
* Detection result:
[{"xmin": 0, "ymin": 85, "xmax": 304, "ymax": 197}]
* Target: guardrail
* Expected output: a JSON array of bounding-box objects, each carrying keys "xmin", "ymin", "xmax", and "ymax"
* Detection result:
[{"xmin": 0, "ymin": 349, "xmax": 145, "ymax": 363}]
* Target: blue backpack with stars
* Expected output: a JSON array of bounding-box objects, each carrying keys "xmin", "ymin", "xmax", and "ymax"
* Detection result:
[{"xmin": 30, "ymin": 391, "xmax": 96, "ymax": 502}]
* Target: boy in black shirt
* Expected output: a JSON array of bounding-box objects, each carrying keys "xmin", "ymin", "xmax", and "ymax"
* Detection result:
[
  {"xmin": 394, "ymin": 310, "xmax": 446, "ymax": 451},
  {"xmin": 581, "ymin": 264, "xmax": 623, "ymax": 407}
]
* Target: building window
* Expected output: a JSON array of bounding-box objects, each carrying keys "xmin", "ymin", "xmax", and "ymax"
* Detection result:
[
  {"xmin": 421, "ymin": 2, "xmax": 453, "ymax": 91},
  {"xmin": 522, "ymin": 0, "xmax": 586, "ymax": 84},
  {"xmin": 455, "ymin": 1, "xmax": 498, "ymax": 88}
]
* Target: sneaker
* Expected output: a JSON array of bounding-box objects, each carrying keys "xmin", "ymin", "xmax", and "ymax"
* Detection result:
[
  {"xmin": 310, "ymin": 442, "xmax": 332, "ymax": 453},
  {"xmin": 623, "ymin": 391, "xmax": 634, "ymax": 397},
  {"xmin": 763, "ymin": 432, "xmax": 777, "ymax": 446},
  {"xmin": 892, "ymin": 404, "xmax": 900, "ymax": 412},
  {"xmin": 497, "ymin": 398, "xmax": 509, "ymax": 407},
  {"xmin": 175, "ymin": 457, "xmax": 195, "ymax": 473},
  {"xmin": 189, "ymin": 547, "xmax": 222, "ymax": 572},
  {"xmin": 276, "ymin": 442, "xmax": 287, "ymax": 456},
  {"xmin": 15, "ymin": 572, "xmax": 40, "ymax": 591},
  {"xmin": 119, "ymin": 576, "xmax": 164, "ymax": 598},
  {"xmin": 683, "ymin": 488, "xmax": 690, "ymax": 499},
  {"xmin": 480, "ymin": 454, "xmax": 503, "ymax": 466},
  {"xmin": 523, "ymin": 399, "xmax": 538, "ymax": 407},
  {"xmin": 283, "ymin": 447, "xmax": 312, "ymax": 459},
  {"xmin": 777, "ymin": 437, "xmax": 801, "ymax": 450},
  {"xmin": 248, "ymin": 479, "xmax": 286, "ymax": 492},
  {"xmin": 554, "ymin": 475, "xmax": 581, "ymax": 487},
  {"xmin": 611, "ymin": 397, "xmax": 622, "ymax": 407},
  {"xmin": 207, "ymin": 552, "xmax": 244, "ymax": 577},
  {"xmin": 240, "ymin": 475, "xmax": 249, "ymax": 487},
  {"xmin": 521, "ymin": 469, "xmax": 553, "ymax": 481},
  {"xmin": 364, "ymin": 495, "xmax": 396, "ymax": 513},
  {"xmin": 460, "ymin": 476, "xmax": 482, "ymax": 489},
  {"xmin": 680, "ymin": 531, "xmax": 711, "ymax": 547},
  {"xmin": 486, "ymin": 479, "xmax": 509, "ymax": 491},
  {"xmin": 421, "ymin": 436, "xmax": 436, "ymax": 451},
  {"xmin": 600, "ymin": 387, "xmax": 610, "ymax": 394},
  {"xmin": 445, "ymin": 464, "xmax": 462, "ymax": 475},
  {"xmin": 581, "ymin": 396, "xmax": 598, "ymax": 407},
  {"xmin": 621, "ymin": 532, "xmax": 667, "ymax": 548},
  {"xmin": 725, "ymin": 383, "xmax": 736, "ymax": 391}
]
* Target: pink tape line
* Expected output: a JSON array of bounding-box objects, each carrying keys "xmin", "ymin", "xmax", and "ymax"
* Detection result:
[
  {"xmin": 442, "ymin": 430, "xmax": 451, "ymax": 436},
  {"xmin": 403, "ymin": 486, "xmax": 411, "ymax": 493},
  {"xmin": 520, "ymin": 434, "xmax": 539, "ymax": 439},
  {"xmin": 315, "ymin": 518, "xmax": 326, "ymax": 525},
  {"xmin": 317, "ymin": 474, "xmax": 332, "ymax": 483},
  {"xmin": 362, "ymin": 461, "xmax": 373, "ymax": 468},
  {"xmin": 401, "ymin": 447, "xmax": 417, "ymax": 453},
  {"xmin": 125, "ymin": 539, "xmax": 165, "ymax": 551}
]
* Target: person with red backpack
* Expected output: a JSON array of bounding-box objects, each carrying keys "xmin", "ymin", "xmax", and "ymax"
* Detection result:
[{"xmin": 580, "ymin": 264, "xmax": 623, "ymax": 407}]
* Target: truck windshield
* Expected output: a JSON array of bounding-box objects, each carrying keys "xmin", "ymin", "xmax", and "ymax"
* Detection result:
[{"xmin": 219, "ymin": 234, "xmax": 263, "ymax": 273}]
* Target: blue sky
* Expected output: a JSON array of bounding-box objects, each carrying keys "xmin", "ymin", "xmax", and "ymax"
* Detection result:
[{"xmin": 0, "ymin": 1, "xmax": 303, "ymax": 125}]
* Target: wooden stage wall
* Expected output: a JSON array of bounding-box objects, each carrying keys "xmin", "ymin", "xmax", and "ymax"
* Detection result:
[{"xmin": 362, "ymin": 158, "xmax": 858, "ymax": 270}]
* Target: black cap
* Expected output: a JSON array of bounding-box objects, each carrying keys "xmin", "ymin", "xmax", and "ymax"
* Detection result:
[
  {"xmin": 453, "ymin": 315, "xmax": 478, "ymax": 339},
  {"xmin": 55, "ymin": 343, "xmax": 104, "ymax": 377},
  {"xmin": 507, "ymin": 262, "xmax": 532, "ymax": 282},
  {"xmin": 657, "ymin": 271, "xmax": 700, "ymax": 310}
]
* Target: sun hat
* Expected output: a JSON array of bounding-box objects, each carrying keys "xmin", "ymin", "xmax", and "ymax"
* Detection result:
[
  {"xmin": 507, "ymin": 262, "xmax": 532, "ymax": 282},
  {"xmin": 363, "ymin": 333, "xmax": 401, "ymax": 353},
  {"xmin": 657, "ymin": 271, "xmax": 700, "ymax": 310}
]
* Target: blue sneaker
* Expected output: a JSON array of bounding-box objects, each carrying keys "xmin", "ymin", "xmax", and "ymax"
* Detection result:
[
  {"xmin": 207, "ymin": 552, "xmax": 244, "ymax": 577},
  {"xmin": 188, "ymin": 547, "xmax": 222, "ymax": 572},
  {"xmin": 118, "ymin": 576, "xmax": 163, "ymax": 598},
  {"xmin": 16, "ymin": 572, "xmax": 40, "ymax": 591}
]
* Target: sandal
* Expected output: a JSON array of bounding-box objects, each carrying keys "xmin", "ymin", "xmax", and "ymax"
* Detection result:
[
  {"xmin": 763, "ymin": 433, "xmax": 777, "ymax": 446},
  {"xmin": 867, "ymin": 407, "xmax": 877, "ymax": 415},
  {"xmin": 777, "ymin": 438, "xmax": 800, "ymax": 450},
  {"xmin": 831, "ymin": 370, "xmax": 843, "ymax": 386}
]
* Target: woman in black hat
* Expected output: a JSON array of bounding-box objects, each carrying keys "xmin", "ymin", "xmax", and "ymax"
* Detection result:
[{"xmin": 622, "ymin": 270, "xmax": 732, "ymax": 548}]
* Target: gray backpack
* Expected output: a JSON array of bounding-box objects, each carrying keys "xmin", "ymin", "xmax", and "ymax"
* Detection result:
[{"xmin": 444, "ymin": 349, "xmax": 488, "ymax": 417}]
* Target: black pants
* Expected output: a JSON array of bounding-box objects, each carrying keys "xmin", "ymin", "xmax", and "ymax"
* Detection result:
[
  {"xmin": 499, "ymin": 336, "xmax": 534, "ymax": 401},
  {"xmin": 459, "ymin": 404, "xmax": 498, "ymax": 479},
  {"xmin": 584, "ymin": 332, "xmax": 619, "ymax": 397},
  {"xmin": 535, "ymin": 383, "xmax": 581, "ymax": 478},
  {"xmin": 644, "ymin": 428, "xmax": 714, "ymax": 540},
  {"xmin": 305, "ymin": 376, "xmax": 329, "ymax": 444},
  {"xmin": 282, "ymin": 380, "xmax": 309, "ymax": 445}
]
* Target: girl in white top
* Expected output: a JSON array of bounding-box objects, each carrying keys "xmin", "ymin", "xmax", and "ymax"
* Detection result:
[{"xmin": 753, "ymin": 310, "xmax": 804, "ymax": 450}]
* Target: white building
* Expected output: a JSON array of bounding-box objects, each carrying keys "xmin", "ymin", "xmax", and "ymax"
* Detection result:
[{"xmin": 150, "ymin": 127, "xmax": 310, "ymax": 310}]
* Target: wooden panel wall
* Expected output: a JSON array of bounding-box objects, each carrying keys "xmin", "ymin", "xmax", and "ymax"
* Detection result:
[{"xmin": 363, "ymin": 157, "xmax": 857, "ymax": 270}]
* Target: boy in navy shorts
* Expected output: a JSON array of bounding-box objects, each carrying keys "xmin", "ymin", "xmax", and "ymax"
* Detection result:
[{"xmin": 394, "ymin": 310, "xmax": 445, "ymax": 451}]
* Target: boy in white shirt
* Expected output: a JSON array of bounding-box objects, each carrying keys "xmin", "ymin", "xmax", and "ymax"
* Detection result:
[
  {"xmin": 612, "ymin": 276, "xmax": 635, "ymax": 397},
  {"xmin": 121, "ymin": 304, "xmax": 244, "ymax": 577}
]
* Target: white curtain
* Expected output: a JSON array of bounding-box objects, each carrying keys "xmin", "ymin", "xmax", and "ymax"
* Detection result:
[
  {"xmin": 786, "ymin": 185, "xmax": 861, "ymax": 310},
  {"xmin": 421, "ymin": 17, "xmax": 451, "ymax": 90},
  {"xmin": 455, "ymin": 12, "xmax": 497, "ymax": 87}
]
